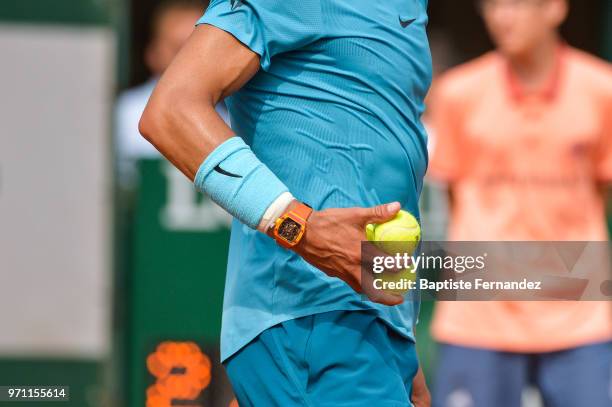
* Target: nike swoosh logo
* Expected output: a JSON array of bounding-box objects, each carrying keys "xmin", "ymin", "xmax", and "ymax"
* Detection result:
[
  {"xmin": 213, "ymin": 164, "xmax": 242, "ymax": 178},
  {"xmin": 230, "ymin": 0, "xmax": 243, "ymax": 10},
  {"xmin": 399, "ymin": 17, "xmax": 416, "ymax": 28}
]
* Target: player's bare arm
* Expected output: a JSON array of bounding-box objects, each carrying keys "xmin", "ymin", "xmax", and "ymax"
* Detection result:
[
  {"xmin": 411, "ymin": 366, "xmax": 431, "ymax": 407},
  {"xmin": 140, "ymin": 25, "xmax": 258, "ymax": 178},
  {"xmin": 140, "ymin": 25, "xmax": 402, "ymax": 306}
]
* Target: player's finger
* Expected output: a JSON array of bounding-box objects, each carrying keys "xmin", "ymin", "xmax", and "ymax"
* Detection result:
[
  {"xmin": 361, "ymin": 240, "xmax": 405, "ymax": 273},
  {"xmin": 357, "ymin": 202, "xmax": 401, "ymax": 225},
  {"xmin": 362, "ymin": 271, "xmax": 404, "ymax": 305},
  {"xmin": 360, "ymin": 264, "xmax": 404, "ymax": 305}
]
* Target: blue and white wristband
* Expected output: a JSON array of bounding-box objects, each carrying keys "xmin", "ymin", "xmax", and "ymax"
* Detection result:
[{"xmin": 194, "ymin": 137, "xmax": 290, "ymax": 230}]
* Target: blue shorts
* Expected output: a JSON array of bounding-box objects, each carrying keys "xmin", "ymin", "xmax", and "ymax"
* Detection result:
[
  {"xmin": 433, "ymin": 341, "xmax": 612, "ymax": 407},
  {"xmin": 224, "ymin": 310, "xmax": 419, "ymax": 407}
]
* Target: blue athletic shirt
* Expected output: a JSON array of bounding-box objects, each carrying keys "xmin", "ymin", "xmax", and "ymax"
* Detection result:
[{"xmin": 197, "ymin": 0, "xmax": 432, "ymax": 362}]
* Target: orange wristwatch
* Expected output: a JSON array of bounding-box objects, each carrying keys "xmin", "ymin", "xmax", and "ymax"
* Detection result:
[{"xmin": 273, "ymin": 202, "xmax": 313, "ymax": 249}]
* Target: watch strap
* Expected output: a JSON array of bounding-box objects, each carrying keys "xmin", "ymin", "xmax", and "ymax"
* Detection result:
[{"xmin": 290, "ymin": 202, "xmax": 313, "ymax": 222}]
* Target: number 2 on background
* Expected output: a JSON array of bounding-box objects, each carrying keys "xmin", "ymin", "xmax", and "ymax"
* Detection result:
[{"xmin": 146, "ymin": 341, "xmax": 212, "ymax": 407}]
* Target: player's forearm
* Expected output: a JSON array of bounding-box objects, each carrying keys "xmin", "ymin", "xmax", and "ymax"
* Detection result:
[
  {"xmin": 139, "ymin": 25, "xmax": 260, "ymax": 181},
  {"xmin": 411, "ymin": 366, "xmax": 431, "ymax": 407},
  {"xmin": 141, "ymin": 90, "xmax": 291, "ymax": 230},
  {"xmin": 139, "ymin": 93, "xmax": 232, "ymax": 181},
  {"xmin": 138, "ymin": 26, "xmax": 298, "ymax": 232}
]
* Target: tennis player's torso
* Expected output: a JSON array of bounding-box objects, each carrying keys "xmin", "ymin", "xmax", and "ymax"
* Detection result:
[
  {"xmin": 216, "ymin": 0, "xmax": 427, "ymax": 361},
  {"xmin": 228, "ymin": 0, "xmax": 432, "ymax": 209}
]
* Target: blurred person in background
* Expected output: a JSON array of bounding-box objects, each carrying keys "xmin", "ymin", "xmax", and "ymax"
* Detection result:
[
  {"xmin": 428, "ymin": 0, "xmax": 612, "ymax": 406},
  {"xmin": 430, "ymin": 0, "xmax": 612, "ymax": 407},
  {"xmin": 116, "ymin": 0, "xmax": 228, "ymax": 186}
]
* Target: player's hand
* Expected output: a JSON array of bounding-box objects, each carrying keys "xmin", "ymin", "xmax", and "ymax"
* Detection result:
[
  {"xmin": 292, "ymin": 201, "xmax": 404, "ymax": 306},
  {"xmin": 411, "ymin": 367, "xmax": 431, "ymax": 407}
]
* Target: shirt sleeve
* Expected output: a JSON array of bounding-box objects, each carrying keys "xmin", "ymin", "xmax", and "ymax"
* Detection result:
[
  {"xmin": 427, "ymin": 80, "xmax": 465, "ymax": 182},
  {"xmin": 198, "ymin": 0, "xmax": 323, "ymax": 71}
]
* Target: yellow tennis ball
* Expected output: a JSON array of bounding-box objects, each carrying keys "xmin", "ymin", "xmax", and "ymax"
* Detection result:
[
  {"xmin": 366, "ymin": 210, "xmax": 421, "ymax": 256},
  {"xmin": 365, "ymin": 210, "xmax": 421, "ymax": 294}
]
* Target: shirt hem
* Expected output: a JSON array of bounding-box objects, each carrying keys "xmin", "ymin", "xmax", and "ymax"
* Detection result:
[{"xmin": 221, "ymin": 304, "xmax": 416, "ymax": 362}]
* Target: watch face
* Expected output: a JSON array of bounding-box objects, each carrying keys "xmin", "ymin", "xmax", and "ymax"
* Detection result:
[{"xmin": 278, "ymin": 218, "xmax": 302, "ymax": 242}]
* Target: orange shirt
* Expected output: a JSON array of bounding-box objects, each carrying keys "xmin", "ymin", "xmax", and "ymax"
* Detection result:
[{"xmin": 428, "ymin": 46, "xmax": 612, "ymax": 352}]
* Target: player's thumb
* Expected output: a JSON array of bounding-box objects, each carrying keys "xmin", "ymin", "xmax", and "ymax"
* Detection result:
[{"xmin": 362, "ymin": 202, "xmax": 401, "ymax": 225}]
